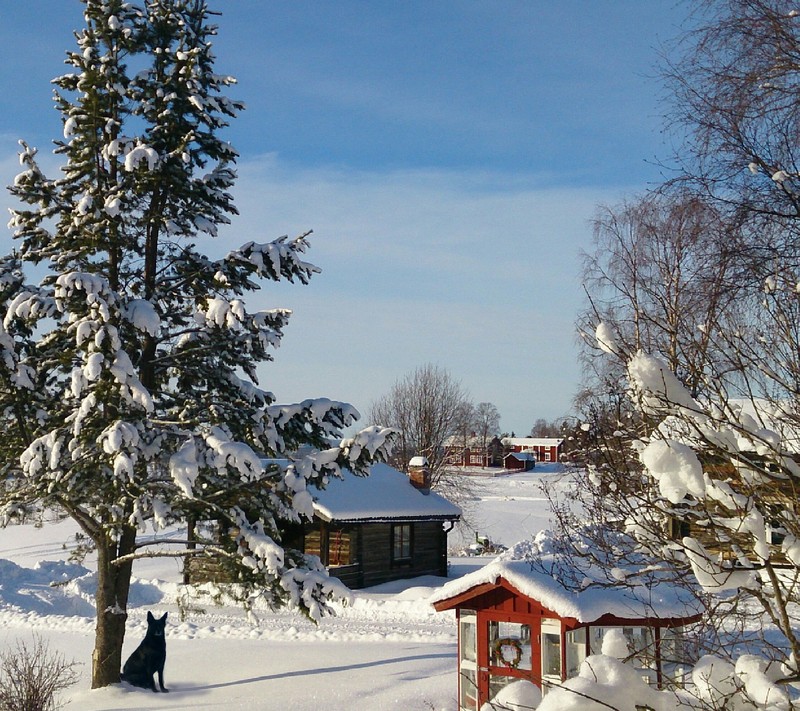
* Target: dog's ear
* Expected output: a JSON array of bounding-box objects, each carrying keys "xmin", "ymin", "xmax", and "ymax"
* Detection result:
[
  {"xmin": 160, "ymin": 612, "xmax": 168, "ymax": 622},
  {"xmin": 147, "ymin": 611, "xmax": 155, "ymax": 623}
]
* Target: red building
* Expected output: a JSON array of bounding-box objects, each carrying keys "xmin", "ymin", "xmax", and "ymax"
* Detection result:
[
  {"xmin": 444, "ymin": 436, "xmax": 505, "ymax": 468},
  {"xmin": 503, "ymin": 451, "xmax": 535, "ymax": 472},
  {"xmin": 502, "ymin": 437, "xmax": 563, "ymax": 464},
  {"xmin": 431, "ymin": 558, "xmax": 701, "ymax": 710}
]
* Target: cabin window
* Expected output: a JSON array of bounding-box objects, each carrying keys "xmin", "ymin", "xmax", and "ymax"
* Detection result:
[
  {"xmin": 392, "ymin": 523, "xmax": 412, "ymax": 563},
  {"xmin": 328, "ymin": 528, "xmax": 352, "ymax": 566},
  {"xmin": 469, "ymin": 454, "xmax": 483, "ymax": 465},
  {"xmin": 488, "ymin": 621, "xmax": 532, "ymax": 671},
  {"xmin": 766, "ymin": 505, "xmax": 787, "ymax": 545},
  {"xmin": 304, "ymin": 528, "xmax": 322, "ymax": 560},
  {"xmin": 669, "ymin": 516, "xmax": 691, "ymax": 540},
  {"xmin": 767, "ymin": 521, "xmax": 786, "ymax": 546}
]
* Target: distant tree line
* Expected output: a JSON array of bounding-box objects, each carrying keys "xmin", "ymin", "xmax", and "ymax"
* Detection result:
[
  {"xmin": 369, "ymin": 364, "xmax": 576, "ymax": 479},
  {"xmin": 368, "ymin": 365, "xmax": 505, "ymax": 499}
]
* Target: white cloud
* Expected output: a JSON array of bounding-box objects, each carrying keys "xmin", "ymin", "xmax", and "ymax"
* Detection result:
[
  {"xmin": 0, "ymin": 143, "xmax": 631, "ymax": 433},
  {"xmin": 226, "ymin": 155, "xmax": 632, "ymax": 431}
]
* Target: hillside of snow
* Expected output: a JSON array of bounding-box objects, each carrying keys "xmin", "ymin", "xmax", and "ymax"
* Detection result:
[{"xmin": 0, "ymin": 466, "xmax": 568, "ymax": 710}]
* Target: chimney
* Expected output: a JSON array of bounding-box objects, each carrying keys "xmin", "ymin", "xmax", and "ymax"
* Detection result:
[{"xmin": 408, "ymin": 456, "xmax": 431, "ymax": 493}]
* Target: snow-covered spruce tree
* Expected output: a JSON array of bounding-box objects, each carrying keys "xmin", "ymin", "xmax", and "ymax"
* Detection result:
[{"xmin": 0, "ymin": 0, "xmax": 392, "ymax": 690}]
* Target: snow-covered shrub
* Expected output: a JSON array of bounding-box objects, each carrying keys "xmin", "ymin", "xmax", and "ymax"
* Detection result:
[{"xmin": 480, "ymin": 679, "xmax": 541, "ymax": 711}]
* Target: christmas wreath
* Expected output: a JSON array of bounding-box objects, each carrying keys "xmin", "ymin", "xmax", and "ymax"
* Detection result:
[{"xmin": 494, "ymin": 637, "xmax": 523, "ymax": 668}]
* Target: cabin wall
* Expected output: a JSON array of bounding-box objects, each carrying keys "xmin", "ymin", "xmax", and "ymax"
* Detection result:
[
  {"xmin": 311, "ymin": 520, "xmax": 449, "ymax": 589},
  {"xmin": 182, "ymin": 517, "xmax": 451, "ymax": 590},
  {"xmin": 355, "ymin": 521, "xmax": 448, "ymax": 588}
]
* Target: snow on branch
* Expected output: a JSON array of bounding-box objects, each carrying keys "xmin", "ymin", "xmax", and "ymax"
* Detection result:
[
  {"xmin": 277, "ymin": 426, "xmax": 395, "ymax": 520},
  {"xmin": 223, "ymin": 232, "xmax": 320, "ymax": 284},
  {"xmin": 122, "ymin": 299, "xmax": 160, "ymax": 337},
  {"xmin": 3, "ymin": 290, "xmax": 57, "ymax": 329},
  {"xmin": 263, "ymin": 398, "xmax": 363, "ymax": 453},
  {"xmin": 231, "ymin": 506, "xmax": 283, "ymax": 578},
  {"xmin": 627, "ymin": 350, "xmax": 703, "ymax": 418},
  {"xmin": 682, "ymin": 537, "xmax": 758, "ymax": 593},
  {"xmin": 279, "ymin": 565, "xmax": 352, "ymax": 623},
  {"xmin": 340, "ymin": 425, "xmax": 396, "ymax": 472},
  {"xmin": 639, "ymin": 439, "xmax": 706, "ymax": 504},
  {"xmin": 203, "ymin": 427, "xmax": 264, "ymax": 483},
  {"xmin": 123, "ymin": 142, "xmax": 159, "ymax": 172}
]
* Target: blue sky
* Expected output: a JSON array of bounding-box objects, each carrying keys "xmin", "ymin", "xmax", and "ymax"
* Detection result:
[{"xmin": 0, "ymin": 2, "xmax": 688, "ymax": 435}]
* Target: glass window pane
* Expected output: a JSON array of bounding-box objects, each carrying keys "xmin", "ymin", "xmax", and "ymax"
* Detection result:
[
  {"xmin": 460, "ymin": 668, "xmax": 478, "ymax": 709},
  {"xmin": 392, "ymin": 524, "xmax": 411, "ymax": 559},
  {"xmin": 566, "ymin": 627, "xmax": 586, "ymax": 678},
  {"xmin": 488, "ymin": 621, "xmax": 532, "ymax": 670},
  {"xmin": 542, "ymin": 632, "xmax": 561, "ymax": 678},
  {"xmin": 328, "ymin": 529, "xmax": 351, "ymax": 566},
  {"xmin": 489, "ymin": 674, "xmax": 513, "ymax": 703},
  {"xmin": 460, "ymin": 615, "xmax": 477, "ymax": 664},
  {"xmin": 590, "ymin": 626, "xmax": 658, "ymax": 684},
  {"xmin": 661, "ymin": 626, "xmax": 689, "ymax": 686}
]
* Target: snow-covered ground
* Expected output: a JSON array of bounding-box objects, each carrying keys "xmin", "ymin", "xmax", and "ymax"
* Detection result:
[{"xmin": 0, "ymin": 465, "xmax": 568, "ymax": 710}]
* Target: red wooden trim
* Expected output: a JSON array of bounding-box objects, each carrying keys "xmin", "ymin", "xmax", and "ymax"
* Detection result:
[
  {"xmin": 434, "ymin": 576, "xmax": 565, "ymax": 617},
  {"xmin": 655, "ymin": 625, "xmax": 663, "ymax": 689},
  {"xmin": 432, "ymin": 581, "xmax": 501, "ymax": 611},
  {"xmin": 434, "ymin": 578, "xmax": 700, "ymax": 629}
]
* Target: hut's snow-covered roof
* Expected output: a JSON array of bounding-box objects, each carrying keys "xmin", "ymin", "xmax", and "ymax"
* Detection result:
[
  {"xmin": 430, "ymin": 537, "xmax": 702, "ymax": 623},
  {"xmin": 313, "ymin": 462, "xmax": 461, "ymax": 523},
  {"xmin": 505, "ymin": 451, "xmax": 535, "ymax": 462}
]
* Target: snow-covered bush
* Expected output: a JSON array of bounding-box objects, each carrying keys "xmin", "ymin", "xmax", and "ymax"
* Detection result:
[{"xmin": 481, "ymin": 679, "xmax": 541, "ymax": 711}]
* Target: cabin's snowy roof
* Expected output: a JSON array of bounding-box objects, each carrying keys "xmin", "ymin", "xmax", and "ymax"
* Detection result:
[
  {"xmin": 313, "ymin": 462, "xmax": 461, "ymax": 523},
  {"xmin": 430, "ymin": 545, "xmax": 702, "ymax": 623}
]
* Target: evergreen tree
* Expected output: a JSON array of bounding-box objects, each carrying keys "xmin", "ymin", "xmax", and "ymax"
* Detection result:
[{"xmin": 0, "ymin": 0, "xmax": 391, "ymax": 689}]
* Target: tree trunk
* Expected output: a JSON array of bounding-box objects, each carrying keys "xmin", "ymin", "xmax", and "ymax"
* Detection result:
[{"xmin": 91, "ymin": 525, "xmax": 136, "ymax": 689}]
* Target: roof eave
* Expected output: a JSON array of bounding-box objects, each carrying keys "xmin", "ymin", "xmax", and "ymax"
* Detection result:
[{"xmin": 314, "ymin": 512, "xmax": 461, "ymax": 524}]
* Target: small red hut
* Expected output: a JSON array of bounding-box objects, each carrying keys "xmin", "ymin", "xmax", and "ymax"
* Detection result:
[
  {"xmin": 431, "ymin": 557, "xmax": 701, "ymax": 710},
  {"xmin": 503, "ymin": 451, "xmax": 535, "ymax": 472}
]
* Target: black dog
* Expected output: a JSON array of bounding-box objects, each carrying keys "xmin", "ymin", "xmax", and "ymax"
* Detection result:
[{"xmin": 121, "ymin": 611, "xmax": 169, "ymax": 692}]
